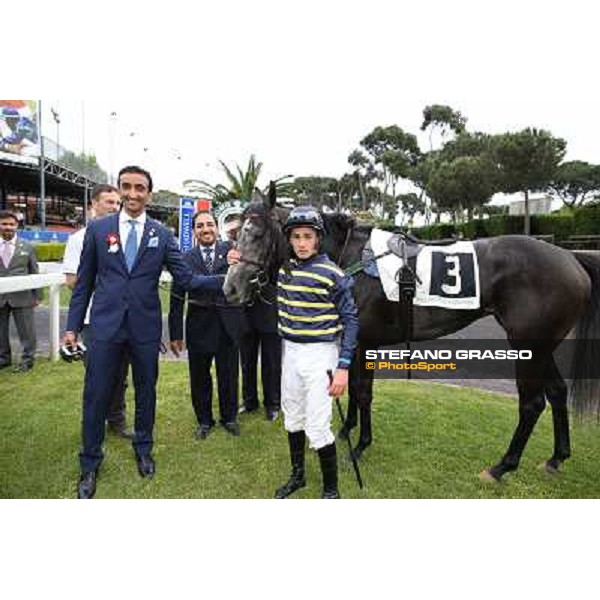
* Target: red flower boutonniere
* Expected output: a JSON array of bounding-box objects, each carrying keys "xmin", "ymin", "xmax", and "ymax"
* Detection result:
[{"xmin": 106, "ymin": 232, "xmax": 121, "ymax": 253}]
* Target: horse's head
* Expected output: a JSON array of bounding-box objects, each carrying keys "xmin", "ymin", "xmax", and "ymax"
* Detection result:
[{"xmin": 223, "ymin": 182, "xmax": 289, "ymax": 304}]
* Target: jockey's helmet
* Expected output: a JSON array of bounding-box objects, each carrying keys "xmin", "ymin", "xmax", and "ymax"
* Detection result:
[{"xmin": 283, "ymin": 206, "xmax": 324, "ymax": 235}]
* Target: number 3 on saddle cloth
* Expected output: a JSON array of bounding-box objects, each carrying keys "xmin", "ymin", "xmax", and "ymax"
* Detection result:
[{"xmin": 364, "ymin": 229, "xmax": 480, "ymax": 310}]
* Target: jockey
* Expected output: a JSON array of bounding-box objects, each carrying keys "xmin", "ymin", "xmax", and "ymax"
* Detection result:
[{"xmin": 275, "ymin": 206, "xmax": 359, "ymax": 499}]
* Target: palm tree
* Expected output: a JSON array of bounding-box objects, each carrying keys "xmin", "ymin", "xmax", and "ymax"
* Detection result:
[{"xmin": 184, "ymin": 155, "xmax": 295, "ymax": 207}]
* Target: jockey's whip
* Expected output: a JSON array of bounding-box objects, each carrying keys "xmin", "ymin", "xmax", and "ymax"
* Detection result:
[{"xmin": 328, "ymin": 369, "xmax": 364, "ymax": 490}]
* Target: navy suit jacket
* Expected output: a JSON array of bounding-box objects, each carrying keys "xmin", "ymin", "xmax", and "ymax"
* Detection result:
[
  {"xmin": 67, "ymin": 213, "xmax": 224, "ymax": 343},
  {"xmin": 168, "ymin": 241, "xmax": 248, "ymax": 353}
]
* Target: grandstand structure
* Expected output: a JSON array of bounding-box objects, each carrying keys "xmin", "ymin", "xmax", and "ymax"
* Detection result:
[{"xmin": 0, "ymin": 137, "xmax": 99, "ymax": 233}]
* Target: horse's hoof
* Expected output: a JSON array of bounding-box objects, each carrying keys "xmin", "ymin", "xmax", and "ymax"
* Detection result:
[
  {"xmin": 479, "ymin": 469, "xmax": 499, "ymax": 483},
  {"xmin": 540, "ymin": 461, "xmax": 560, "ymax": 475}
]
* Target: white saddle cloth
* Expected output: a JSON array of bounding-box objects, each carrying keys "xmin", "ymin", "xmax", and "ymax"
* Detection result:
[{"xmin": 370, "ymin": 228, "xmax": 480, "ymax": 309}]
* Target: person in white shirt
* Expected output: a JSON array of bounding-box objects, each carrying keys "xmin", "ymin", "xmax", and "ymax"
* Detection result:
[{"xmin": 63, "ymin": 184, "xmax": 132, "ymax": 438}]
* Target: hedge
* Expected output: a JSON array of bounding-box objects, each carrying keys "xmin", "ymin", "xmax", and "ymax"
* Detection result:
[
  {"xmin": 411, "ymin": 204, "xmax": 600, "ymax": 241},
  {"xmin": 33, "ymin": 243, "xmax": 66, "ymax": 262}
]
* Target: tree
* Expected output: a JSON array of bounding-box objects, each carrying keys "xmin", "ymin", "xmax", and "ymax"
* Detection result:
[
  {"xmin": 337, "ymin": 173, "xmax": 360, "ymax": 211},
  {"xmin": 438, "ymin": 131, "xmax": 494, "ymax": 162},
  {"xmin": 185, "ymin": 155, "xmax": 294, "ymax": 209},
  {"xmin": 359, "ymin": 125, "xmax": 420, "ymax": 199},
  {"xmin": 59, "ymin": 151, "xmax": 108, "ymax": 183},
  {"xmin": 347, "ymin": 149, "xmax": 374, "ymax": 211},
  {"xmin": 492, "ymin": 128, "xmax": 566, "ymax": 234},
  {"xmin": 152, "ymin": 189, "xmax": 180, "ymax": 207},
  {"xmin": 397, "ymin": 193, "xmax": 426, "ymax": 227},
  {"xmin": 427, "ymin": 155, "xmax": 498, "ymax": 222},
  {"xmin": 421, "ymin": 104, "xmax": 467, "ymax": 150},
  {"xmin": 547, "ymin": 160, "xmax": 600, "ymax": 208},
  {"xmin": 293, "ymin": 176, "xmax": 339, "ymax": 208}
]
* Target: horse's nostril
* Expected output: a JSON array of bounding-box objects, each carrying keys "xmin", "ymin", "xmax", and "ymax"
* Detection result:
[{"xmin": 225, "ymin": 280, "xmax": 241, "ymax": 303}]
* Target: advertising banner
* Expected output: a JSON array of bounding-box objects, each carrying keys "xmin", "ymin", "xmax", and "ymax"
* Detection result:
[
  {"xmin": 178, "ymin": 197, "xmax": 197, "ymax": 252},
  {"xmin": 0, "ymin": 100, "xmax": 39, "ymax": 157}
]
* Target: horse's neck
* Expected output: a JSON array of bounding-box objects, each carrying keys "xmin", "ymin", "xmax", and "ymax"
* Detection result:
[{"xmin": 323, "ymin": 226, "xmax": 370, "ymax": 268}]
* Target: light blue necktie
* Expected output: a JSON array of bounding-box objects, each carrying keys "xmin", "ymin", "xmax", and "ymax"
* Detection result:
[{"xmin": 124, "ymin": 220, "xmax": 138, "ymax": 272}]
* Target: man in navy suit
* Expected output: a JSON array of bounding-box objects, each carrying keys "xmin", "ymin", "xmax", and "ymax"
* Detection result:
[
  {"xmin": 169, "ymin": 211, "xmax": 247, "ymax": 439},
  {"xmin": 239, "ymin": 291, "xmax": 281, "ymax": 421},
  {"xmin": 64, "ymin": 166, "xmax": 225, "ymax": 499}
]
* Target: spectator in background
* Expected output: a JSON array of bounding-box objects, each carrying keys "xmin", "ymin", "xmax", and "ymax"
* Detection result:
[
  {"xmin": 62, "ymin": 184, "xmax": 133, "ymax": 438},
  {"xmin": 169, "ymin": 211, "xmax": 247, "ymax": 439},
  {"xmin": 0, "ymin": 210, "xmax": 39, "ymax": 373}
]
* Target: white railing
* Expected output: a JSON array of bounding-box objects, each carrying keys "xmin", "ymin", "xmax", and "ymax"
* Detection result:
[
  {"xmin": 0, "ymin": 273, "xmax": 65, "ymax": 361},
  {"xmin": 0, "ymin": 267, "xmax": 173, "ymax": 362}
]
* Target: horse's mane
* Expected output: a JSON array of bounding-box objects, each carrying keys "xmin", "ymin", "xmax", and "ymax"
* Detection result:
[{"xmin": 322, "ymin": 212, "xmax": 374, "ymax": 235}]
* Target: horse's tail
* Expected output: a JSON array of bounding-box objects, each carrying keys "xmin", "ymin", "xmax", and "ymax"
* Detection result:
[{"xmin": 569, "ymin": 252, "xmax": 600, "ymax": 417}]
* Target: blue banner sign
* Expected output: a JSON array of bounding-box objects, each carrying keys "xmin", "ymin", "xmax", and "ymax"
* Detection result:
[
  {"xmin": 179, "ymin": 197, "xmax": 197, "ymax": 253},
  {"xmin": 18, "ymin": 230, "xmax": 70, "ymax": 243}
]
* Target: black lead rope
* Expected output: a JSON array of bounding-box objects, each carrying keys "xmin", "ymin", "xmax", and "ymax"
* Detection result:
[{"xmin": 343, "ymin": 249, "xmax": 393, "ymax": 276}]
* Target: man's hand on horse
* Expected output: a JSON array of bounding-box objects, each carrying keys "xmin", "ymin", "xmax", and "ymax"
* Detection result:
[
  {"xmin": 227, "ymin": 248, "xmax": 241, "ymax": 265},
  {"xmin": 328, "ymin": 368, "xmax": 349, "ymax": 398},
  {"xmin": 170, "ymin": 340, "xmax": 184, "ymax": 357}
]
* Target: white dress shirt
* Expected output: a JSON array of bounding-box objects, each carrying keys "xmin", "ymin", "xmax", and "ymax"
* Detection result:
[
  {"xmin": 119, "ymin": 210, "xmax": 147, "ymax": 251},
  {"xmin": 1, "ymin": 236, "xmax": 16, "ymax": 268}
]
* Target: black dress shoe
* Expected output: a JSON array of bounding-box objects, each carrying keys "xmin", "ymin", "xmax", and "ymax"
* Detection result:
[
  {"xmin": 77, "ymin": 471, "xmax": 97, "ymax": 499},
  {"xmin": 266, "ymin": 409, "xmax": 280, "ymax": 422},
  {"xmin": 13, "ymin": 362, "xmax": 33, "ymax": 373},
  {"xmin": 222, "ymin": 421, "xmax": 240, "ymax": 436},
  {"xmin": 0, "ymin": 363, "xmax": 11, "ymax": 371},
  {"xmin": 195, "ymin": 424, "xmax": 213, "ymax": 439},
  {"xmin": 135, "ymin": 453, "xmax": 155, "ymax": 478},
  {"xmin": 239, "ymin": 405, "xmax": 258, "ymax": 415}
]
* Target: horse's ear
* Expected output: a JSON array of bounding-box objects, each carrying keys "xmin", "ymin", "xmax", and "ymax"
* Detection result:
[
  {"xmin": 251, "ymin": 187, "xmax": 263, "ymax": 203},
  {"xmin": 268, "ymin": 181, "xmax": 277, "ymax": 209}
]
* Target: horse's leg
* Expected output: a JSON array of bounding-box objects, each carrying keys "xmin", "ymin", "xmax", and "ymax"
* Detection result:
[
  {"xmin": 353, "ymin": 361, "xmax": 375, "ymax": 461},
  {"xmin": 338, "ymin": 351, "xmax": 359, "ymax": 440},
  {"xmin": 481, "ymin": 358, "xmax": 548, "ymax": 482},
  {"xmin": 543, "ymin": 358, "xmax": 571, "ymax": 474}
]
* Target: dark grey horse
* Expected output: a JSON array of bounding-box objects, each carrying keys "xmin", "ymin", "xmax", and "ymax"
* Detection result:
[{"xmin": 224, "ymin": 187, "xmax": 600, "ymax": 481}]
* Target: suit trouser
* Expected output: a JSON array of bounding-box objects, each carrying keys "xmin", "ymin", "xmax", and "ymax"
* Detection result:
[
  {"xmin": 79, "ymin": 337, "xmax": 159, "ymax": 472},
  {"xmin": 0, "ymin": 304, "xmax": 36, "ymax": 366},
  {"xmin": 188, "ymin": 344, "xmax": 239, "ymax": 426},
  {"xmin": 82, "ymin": 326, "xmax": 129, "ymax": 427},
  {"xmin": 240, "ymin": 330, "xmax": 282, "ymax": 410}
]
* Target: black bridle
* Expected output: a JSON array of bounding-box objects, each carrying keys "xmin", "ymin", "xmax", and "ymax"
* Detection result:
[
  {"xmin": 236, "ymin": 208, "xmax": 285, "ymax": 305},
  {"xmin": 335, "ymin": 222, "xmax": 354, "ymax": 269}
]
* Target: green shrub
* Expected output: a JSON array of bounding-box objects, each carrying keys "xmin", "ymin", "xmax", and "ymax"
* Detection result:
[
  {"xmin": 33, "ymin": 243, "xmax": 66, "ymax": 262},
  {"xmin": 411, "ymin": 223, "xmax": 457, "ymax": 240},
  {"xmin": 414, "ymin": 213, "xmax": 581, "ymax": 241},
  {"xmin": 532, "ymin": 215, "xmax": 574, "ymax": 240},
  {"xmin": 573, "ymin": 203, "xmax": 600, "ymax": 235}
]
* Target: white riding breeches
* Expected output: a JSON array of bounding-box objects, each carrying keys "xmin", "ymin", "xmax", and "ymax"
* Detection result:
[{"xmin": 281, "ymin": 339, "xmax": 339, "ymax": 450}]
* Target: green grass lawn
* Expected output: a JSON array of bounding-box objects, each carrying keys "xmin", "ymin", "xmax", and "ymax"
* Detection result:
[
  {"xmin": 1, "ymin": 360, "xmax": 599, "ymax": 499},
  {"xmin": 39, "ymin": 284, "xmax": 172, "ymax": 313}
]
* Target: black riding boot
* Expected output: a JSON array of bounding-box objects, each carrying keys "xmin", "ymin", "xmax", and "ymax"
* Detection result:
[
  {"xmin": 318, "ymin": 442, "xmax": 340, "ymax": 499},
  {"xmin": 275, "ymin": 431, "xmax": 306, "ymax": 499}
]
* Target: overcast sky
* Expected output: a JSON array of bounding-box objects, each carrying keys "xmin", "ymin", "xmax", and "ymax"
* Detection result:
[{"xmin": 17, "ymin": 1, "xmax": 600, "ymax": 195}]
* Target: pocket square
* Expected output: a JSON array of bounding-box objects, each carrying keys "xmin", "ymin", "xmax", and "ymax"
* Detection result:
[{"xmin": 148, "ymin": 237, "xmax": 159, "ymax": 248}]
